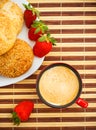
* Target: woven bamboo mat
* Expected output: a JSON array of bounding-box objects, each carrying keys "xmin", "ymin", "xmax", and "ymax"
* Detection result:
[{"xmin": 0, "ymin": 0, "xmax": 96, "ymax": 129}]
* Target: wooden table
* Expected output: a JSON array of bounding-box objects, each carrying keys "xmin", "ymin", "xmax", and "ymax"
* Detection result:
[{"xmin": 0, "ymin": 0, "xmax": 96, "ymax": 129}]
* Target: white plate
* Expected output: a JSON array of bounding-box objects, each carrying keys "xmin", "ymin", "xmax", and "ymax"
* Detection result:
[{"xmin": 0, "ymin": 0, "xmax": 44, "ymax": 87}]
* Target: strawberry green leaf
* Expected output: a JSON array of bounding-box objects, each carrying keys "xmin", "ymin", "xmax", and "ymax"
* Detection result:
[
  {"xmin": 46, "ymin": 33, "xmax": 56, "ymax": 45},
  {"xmin": 41, "ymin": 27, "xmax": 45, "ymax": 34},
  {"xmin": 41, "ymin": 26, "xmax": 48, "ymax": 33},
  {"xmin": 34, "ymin": 27, "xmax": 41, "ymax": 34},
  {"xmin": 12, "ymin": 112, "xmax": 21, "ymax": 126},
  {"xmin": 38, "ymin": 34, "xmax": 57, "ymax": 45},
  {"xmin": 49, "ymin": 37, "xmax": 57, "ymax": 45},
  {"xmin": 31, "ymin": 21, "xmax": 48, "ymax": 33},
  {"xmin": 38, "ymin": 35, "xmax": 46, "ymax": 42},
  {"xmin": 35, "ymin": 9, "xmax": 40, "ymax": 18},
  {"xmin": 47, "ymin": 33, "xmax": 51, "ymax": 38},
  {"xmin": 23, "ymin": 3, "xmax": 27, "ymax": 9},
  {"xmin": 42, "ymin": 26, "xmax": 48, "ymax": 32},
  {"xmin": 23, "ymin": 3, "xmax": 32, "ymax": 10},
  {"xmin": 32, "ymin": 21, "xmax": 38, "ymax": 28},
  {"xmin": 32, "ymin": 8, "xmax": 40, "ymax": 17}
]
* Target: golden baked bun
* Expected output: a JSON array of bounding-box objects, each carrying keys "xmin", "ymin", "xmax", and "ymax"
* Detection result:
[
  {"xmin": 0, "ymin": 0, "xmax": 23, "ymax": 34},
  {"xmin": 0, "ymin": 12, "xmax": 17, "ymax": 56},
  {"xmin": 0, "ymin": 39, "xmax": 34, "ymax": 78},
  {"xmin": 0, "ymin": 0, "xmax": 9, "ymax": 8}
]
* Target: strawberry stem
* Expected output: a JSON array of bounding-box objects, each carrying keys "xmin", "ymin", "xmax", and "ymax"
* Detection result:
[{"xmin": 12, "ymin": 112, "xmax": 21, "ymax": 126}]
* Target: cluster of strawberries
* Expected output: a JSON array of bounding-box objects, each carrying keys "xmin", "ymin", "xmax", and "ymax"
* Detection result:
[
  {"xmin": 12, "ymin": 3, "xmax": 56, "ymax": 126},
  {"xmin": 23, "ymin": 3, "xmax": 56, "ymax": 57}
]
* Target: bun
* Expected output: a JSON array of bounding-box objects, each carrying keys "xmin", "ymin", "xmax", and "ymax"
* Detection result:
[
  {"xmin": 0, "ymin": 12, "xmax": 17, "ymax": 55},
  {"xmin": 0, "ymin": 1, "xmax": 23, "ymax": 34},
  {"xmin": 0, "ymin": 39, "xmax": 34, "ymax": 77}
]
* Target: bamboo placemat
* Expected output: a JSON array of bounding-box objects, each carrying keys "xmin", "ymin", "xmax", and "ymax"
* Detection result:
[{"xmin": 0, "ymin": 0, "xmax": 96, "ymax": 129}]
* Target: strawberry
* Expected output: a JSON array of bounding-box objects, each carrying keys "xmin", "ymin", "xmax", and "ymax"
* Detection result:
[
  {"xmin": 33, "ymin": 33, "xmax": 56, "ymax": 57},
  {"xmin": 28, "ymin": 20, "xmax": 48, "ymax": 41},
  {"xmin": 12, "ymin": 100, "xmax": 34, "ymax": 125},
  {"xmin": 23, "ymin": 3, "xmax": 39, "ymax": 28}
]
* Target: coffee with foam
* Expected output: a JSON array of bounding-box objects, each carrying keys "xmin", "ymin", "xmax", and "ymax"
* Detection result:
[{"xmin": 39, "ymin": 66, "xmax": 79, "ymax": 106}]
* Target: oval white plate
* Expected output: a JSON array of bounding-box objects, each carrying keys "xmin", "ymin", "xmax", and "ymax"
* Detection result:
[{"xmin": 0, "ymin": 0, "xmax": 44, "ymax": 87}]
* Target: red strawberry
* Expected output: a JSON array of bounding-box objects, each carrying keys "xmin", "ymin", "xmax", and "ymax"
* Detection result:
[
  {"xmin": 33, "ymin": 33, "xmax": 56, "ymax": 57},
  {"xmin": 12, "ymin": 101, "xmax": 34, "ymax": 125},
  {"xmin": 28, "ymin": 27, "xmax": 42, "ymax": 41},
  {"xmin": 23, "ymin": 3, "xmax": 39, "ymax": 28},
  {"xmin": 28, "ymin": 21, "xmax": 48, "ymax": 41}
]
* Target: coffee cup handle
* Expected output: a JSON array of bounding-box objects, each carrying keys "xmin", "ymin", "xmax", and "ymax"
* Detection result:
[{"xmin": 76, "ymin": 97, "xmax": 88, "ymax": 108}]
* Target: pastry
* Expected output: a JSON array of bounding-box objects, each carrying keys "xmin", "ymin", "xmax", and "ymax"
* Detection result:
[
  {"xmin": 0, "ymin": 12, "xmax": 16, "ymax": 55},
  {"xmin": 0, "ymin": 0, "xmax": 23, "ymax": 34},
  {"xmin": 0, "ymin": 39, "xmax": 34, "ymax": 77}
]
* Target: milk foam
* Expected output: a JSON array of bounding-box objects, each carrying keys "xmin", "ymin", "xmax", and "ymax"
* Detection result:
[{"xmin": 39, "ymin": 66, "xmax": 79, "ymax": 106}]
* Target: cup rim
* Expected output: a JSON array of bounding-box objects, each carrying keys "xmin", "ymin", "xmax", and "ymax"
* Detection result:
[{"xmin": 36, "ymin": 62, "xmax": 82, "ymax": 108}]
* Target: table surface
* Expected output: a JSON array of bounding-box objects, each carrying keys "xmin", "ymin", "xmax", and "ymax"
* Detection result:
[{"xmin": 0, "ymin": 0, "xmax": 96, "ymax": 130}]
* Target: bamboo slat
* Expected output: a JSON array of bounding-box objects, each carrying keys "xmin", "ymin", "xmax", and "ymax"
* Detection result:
[
  {"xmin": 37, "ymin": 7, "xmax": 96, "ymax": 12},
  {"xmin": 43, "ymin": 60, "xmax": 96, "ymax": 65},
  {"xmin": 28, "ymin": 0, "xmax": 96, "ymax": 3},
  {"xmin": 1, "ymin": 112, "xmax": 96, "ymax": 118},
  {"xmin": 47, "ymin": 51, "xmax": 96, "ymax": 56},
  {"xmin": 0, "ymin": 122, "xmax": 96, "ymax": 127},
  {"xmin": 60, "ymin": 43, "xmax": 96, "ymax": 47},
  {"xmin": 41, "ymin": 16, "xmax": 96, "ymax": 20},
  {"xmin": 48, "ymin": 25, "xmax": 96, "ymax": 29}
]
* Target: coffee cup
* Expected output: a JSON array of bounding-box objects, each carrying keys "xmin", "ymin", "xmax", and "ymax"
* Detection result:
[{"xmin": 36, "ymin": 63, "xmax": 88, "ymax": 108}]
